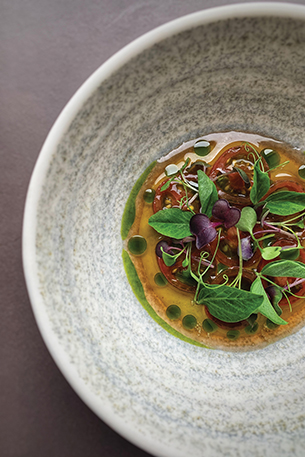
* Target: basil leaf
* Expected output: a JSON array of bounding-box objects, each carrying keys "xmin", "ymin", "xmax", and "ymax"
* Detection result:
[
  {"xmin": 250, "ymin": 277, "xmax": 287, "ymax": 325},
  {"xmin": 148, "ymin": 208, "xmax": 192, "ymax": 238},
  {"xmin": 250, "ymin": 160, "xmax": 270, "ymax": 205},
  {"xmin": 260, "ymin": 259, "xmax": 305, "ymax": 278},
  {"xmin": 261, "ymin": 246, "xmax": 282, "ymax": 260},
  {"xmin": 235, "ymin": 206, "xmax": 257, "ymax": 233},
  {"xmin": 197, "ymin": 169, "xmax": 218, "ymax": 218},
  {"xmin": 264, "ymin": 191, "xmax": 305, "ymax": 215},
  {"xmin": 197, "ymin": 284, "xmax": 263, "ymax": 322}
]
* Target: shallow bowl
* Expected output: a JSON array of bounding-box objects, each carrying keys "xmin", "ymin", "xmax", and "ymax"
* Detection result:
[{"xmin": 23, "ymin": 4, "xmax": 305, "ymax": 457}]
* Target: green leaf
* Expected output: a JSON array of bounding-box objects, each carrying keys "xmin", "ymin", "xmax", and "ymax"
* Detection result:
[
  {"xmin": 235, "ymin": 206, "xmax": 257, "ymax": 233},
  {"xmin": 260, "ymin": 259, "xmax": 305, "ymax": 278},
  {"xmin": 197, "ymin": 169, "xmax": 218, "ymax": 217},
  {"xmin": 197, "ymin": 284, "xmax": 264, "ymax": 323},
  {"xmin": 148, "ymin": 207, "xmax": 193, "ymax": 238},
  {"xmin": 264, "ymin": 191, "xmax": 305, "ymax": 216},
  {"xmin": 261, "ymin": 246, "xmax": 282, "ymax": 260},
  {"xmin": 250, "ymin": 160, "xmax": 270, "ymax": 205},
  {"xmin": 250, "ymin": 277, "xmax": 287, "ymax": 325},
  {"xmin": 161, "ymin": 248, "xmax": 177, "ymax": 266}
]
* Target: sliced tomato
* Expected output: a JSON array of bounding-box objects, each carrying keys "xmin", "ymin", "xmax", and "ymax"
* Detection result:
[
  {"xmin": 153, "ymin": 179, "xmax": 184, "ymax": 213},
  {"xmin": 157, "ymin": 244, "xmax": 215, "ymax": 292}
]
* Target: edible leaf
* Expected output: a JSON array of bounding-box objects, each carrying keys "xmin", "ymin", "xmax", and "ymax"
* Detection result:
[
  {"xmin": 266, "ymin": 285, "xmax": 283, "ymax": 316},
  {"xmin": 197, "ymin": 284, "xmax": 264, "ymax": 323},
  {"xmin": 197, "ymin": 169, "xmax": 218, "ymax": 218},
  {"xmin": 212, "ymin": 199, "xmax": 240, "ymax": 228},
  {"xmin": 250, "ymin": 160, "xmax": 270, "ymax": 205},
  {"xmin": 261, "ymin": 246, "xmax": 282, "ymax": 260},
  {"xmin": 161, "ymin": 248, "xmax": 177, "ymax": 266},
  {"xmin": 250, "ymin": 277, "xmax": 287, "ymax": 325},
  {"xmin": 235, "ymin": 206, "xmax": 257, "ymax": 233},
  {"xmin": 260, "ymin": 259, "xmax": 305, "ymax": 278},
  {"xmin": 190, "ymin": 213, "xmax": 218, "ymax": 249},
  {"xmin": 148, "ymin": 208, "xmax": 193, "ymax": 238},
  {"xmin": 264, "ymin": 191, "xmax": 305, "ymax": 216}
]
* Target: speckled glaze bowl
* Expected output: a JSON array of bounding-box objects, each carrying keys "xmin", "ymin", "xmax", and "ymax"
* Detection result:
[{"xmin": 23, "ymin": 4, "xmax": 305, "ymax": 457}]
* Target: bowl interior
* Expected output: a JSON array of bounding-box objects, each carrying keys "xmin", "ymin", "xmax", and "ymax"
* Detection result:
[{"xmin": 26, "ymin": 9, "xmax": 305, "ymax": 457}]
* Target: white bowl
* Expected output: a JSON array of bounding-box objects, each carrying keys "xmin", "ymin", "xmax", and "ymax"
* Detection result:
[{"xmin": 23, "ymin": 4, "xmax": 305, "ymax": 457}]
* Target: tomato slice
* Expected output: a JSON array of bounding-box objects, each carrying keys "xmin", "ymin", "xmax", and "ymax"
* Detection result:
[
  {"xmin": 157, "ymin": 244, "xmax": 215, "ymax": 292},
  {"xmin": 208, "ymin": 145, "xmax": 255, "ymax": 206},
  {"xmin": 153, "ymin": 179, "xmax": 184, "ymax": 213}
]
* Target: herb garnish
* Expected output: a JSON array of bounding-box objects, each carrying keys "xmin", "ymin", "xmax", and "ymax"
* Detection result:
[{"xmin": 147, "ymin": 146, "xmax": 305, "ymax": 329}]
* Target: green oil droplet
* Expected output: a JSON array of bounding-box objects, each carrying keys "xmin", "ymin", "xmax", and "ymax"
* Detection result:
[
  {"xmin": 298, "ymin": 164, "xmax": 305, "ymax": 179},
  {"xmin": 182, "ymin": 314, "xmax": 197, "ymax": 329},
  {"xmin": 154, "ymin": 272, "xmax": 168, "ymax": 287},
  {"xmin": 128, "ymin": 235, "xmax": 147, "ymax": 255},
  {"xmin": 194, "ymin": 140, "xmax": 211, "ymax": 157},
  {"xmin": 143, "ymin": 188, "xmax": 155, "ymax": 203},
  {"xmin": 165, "ymin": 164, "xmax": 179, "ymax": 176},
  {"xmin": 226, "ymin": 329, "xmax": 240, "ymax": 340},
  {"xmin": 166, "ymin": 305, "xmax": 181, "ymax": 320},
  {"xmin": 266, "ymin": 319, "xmax": 279, "ymax": 330},
  {"xmin": 245, "ymin": 322, "xmax": 259, "ymax": 334},
  {"xmin": 202, "ymin": 319, "xmax": 218, "ymax": 333},
  {"xmin": 260, "ymin": 148, "xmax": 280, "ymax": 168}
]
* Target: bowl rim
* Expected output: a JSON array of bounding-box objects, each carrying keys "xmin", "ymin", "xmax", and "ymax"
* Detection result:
[{"xmin": 22, "ymin": 3, "xmax": 305, "ymax": 456}]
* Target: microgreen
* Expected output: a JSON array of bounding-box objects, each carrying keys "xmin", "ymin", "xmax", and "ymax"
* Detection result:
[
  {"xmin": 263, "ymin": 191, "xmax": 305, "ymax": 216},
  {"xmin": 235, "ymin": 206, "xmax": 257, "ymax": 234},
  {"xmin": 250, "ymin": 159, "xmax": 270, "ymax": 205},
  {"xmin": 148, "ymin": 207, "xmax": 193, "ymax": 238},
  {"xmin": 197, "ymin": 169, "xmax": 218, "ymax": 217},
  {"xmin": 250, "ymin": 277, "xmax": 287, "ymax": 325},
  {"xmin": 260, "ymin": 259, "xmax": 305, "ymax": 278}
]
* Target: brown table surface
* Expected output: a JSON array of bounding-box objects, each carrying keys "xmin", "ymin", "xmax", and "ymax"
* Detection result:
[{"xmin": 2, "ymin": 0, "xmax": 305, "ymax": 456}]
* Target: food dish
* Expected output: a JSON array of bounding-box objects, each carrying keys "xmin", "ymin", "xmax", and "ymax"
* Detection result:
[
  {"xmin": 23, "ymin": 4, "xmax": 305, "ymax": 457},
  {"xmin": 123, "ymin": 132, "xmax": 305, "ymax": 350}
]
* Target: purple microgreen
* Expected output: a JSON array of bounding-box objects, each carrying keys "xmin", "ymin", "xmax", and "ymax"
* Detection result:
[
  {"xmin": 239, "ymin": 236, "xmax": 255, "ymax": 261},
  {"xmin": 155, "ymin": 240, "xmax": 171, "ymax": 258},
  {"xmin": 190, "ymin": 214, "xmax": 218, "ymax": 249},
  {"xmin": 212, "ymin": 199, "xmax": 241, "ymax": 228}
]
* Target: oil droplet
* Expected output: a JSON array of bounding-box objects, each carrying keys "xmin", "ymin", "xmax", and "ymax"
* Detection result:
[
  {"xmin": 154, "ymin": 272, "xmax": 168, "ymax": 286},
  {"xmin": 143, "ymin": 188, "xmax": 155, "ymax": 203},
  {"xmin": 226, "ymin": 329, "xmax": 240, "ymax": 340},
  {"xmin": 166, "ymin": 305, "xmax": 181, "ymax": 320},
  {"xmin": 245, "ymin": 322, "xmax": 258, "ymax": 334},
  {"xmin": 128, "ymin": 235, "xmax": 147, "ymax": 255},
  {"xmin": 202, "ymin": 319, "xmax": 218, "ymax": 333},
  {"xmin": 165, "ymin": 164, "xmax": 179, "ymax": 176},
  {"xmin": 298, "ymin": 164, "xmax": 305, "ymax": 179},
  {"xmin": 260, "ymin": 148, "xmax": 280, "ymax": 168},
  {"xmin": 194, "ymin": 139, "xmax": 211, "ymax": 157},
  {"xmin": 182, "ymin": 314, "xmax": 197, "ymax": 329}
]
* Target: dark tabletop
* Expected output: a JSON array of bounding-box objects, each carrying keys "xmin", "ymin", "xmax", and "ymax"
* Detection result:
[{"xmin": 2, "ymin": 0, "xmax": 305, "ymax": 456}]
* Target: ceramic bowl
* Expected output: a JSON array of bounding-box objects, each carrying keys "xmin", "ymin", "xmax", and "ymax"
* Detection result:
[{"xmin": 23, "ymin": 4, "xmax": 305, "ymax": 457}]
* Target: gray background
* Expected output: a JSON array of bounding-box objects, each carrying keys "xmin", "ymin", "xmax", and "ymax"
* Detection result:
[{"xmin": 2, "ymin": 0, "xmax": 305, "ymax": 456}]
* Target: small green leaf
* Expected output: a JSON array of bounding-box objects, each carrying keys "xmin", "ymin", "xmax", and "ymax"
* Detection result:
[
  {"xmin": 264, "ymin": 191, "xmax": 305, "ymax": 215},
  {"xmin": 250, "ymin": 277, "xmax": 287, "ymax": 325},
  {"xmin": 197, "ymin": 284, "xmax": 264, "ymax": 323},
  {"xmin": 261, "ymin": 246, "xmax": 282, "ymax": 260},
  {"xmin": 197, "ymin": 169, "xmax": 218, "ymax": 217},
  {"xmin": 160, "ymin": 178, "xmax": 174, "ymax": 191},
  {"xmin": 260, "ymin": 259, "xmax": 305, "ymax": 278},
  {"xmin": 148, "ymin": 208, "xmax": 193, "ymax": 238},
  {"xmin": 235, "ymin": 206, "xmax": 257, "ymax": 233},
  {"xmin": 250, "ymin": 160, "xmax": 270, "ymax": 204},
  {"xmin": 161, "ymin": 248, "xmax": 177, "ymax": 266},
  {"xmin": 182, "ymin": 257, "xmax": 189, "ymax": 267}
]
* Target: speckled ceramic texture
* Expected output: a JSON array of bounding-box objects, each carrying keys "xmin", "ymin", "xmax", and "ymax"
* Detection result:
[{"xmin": 33, "ymin": 14, "xmax": 305, "ymax": 457}]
